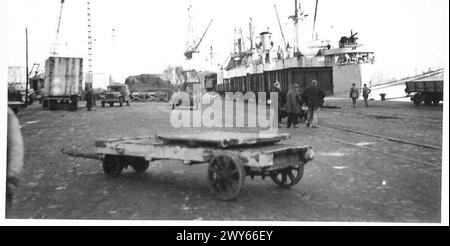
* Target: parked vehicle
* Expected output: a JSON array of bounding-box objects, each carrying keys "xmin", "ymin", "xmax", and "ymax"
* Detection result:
[
  {"xmin": 405, "ymin": 72, "xmax": 443, "ymax": 106},
  {"xmin": 101, "ymin": 84, "xmax": 131, "ymax": 107},
  {"xmin": 41, "ymin": 57, "xmax": 83, "ymax": 111}
]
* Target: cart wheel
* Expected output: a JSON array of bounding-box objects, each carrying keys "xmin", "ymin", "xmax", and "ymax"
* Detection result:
[
  {"xmin": 207, "ymin": 155, "xmax": 245, "ymax": 201},
  {"xmin": 129, "ymin": 157, "xmax": 150, "ymax": 173},
  {"xmin": 102, "ymin": 155, "xmax": 124, "ymax": 177},
  {"xmin": 270, "ymin": 164, "xmax": 304, "ymax": 188}
]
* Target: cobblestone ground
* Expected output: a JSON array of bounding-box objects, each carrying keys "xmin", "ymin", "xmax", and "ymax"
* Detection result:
[{"xmin": 7, "ymin": 98, "xmax": 444, "ymax": 222}]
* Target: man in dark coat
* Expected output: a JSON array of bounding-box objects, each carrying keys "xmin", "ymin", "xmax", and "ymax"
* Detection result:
[
  {"xmin": 302, "ymin": 80, "xmax": 326, "ymax": 128},
  {"xmin": 285, "ymin": 83, "xmax": 302, "ymax": 128},
  {"xmin": 271, "ymin": 81, "xmax": 286, "ymax": 123},
  {"xmin": 349, "ymin": 83, "xmax": 359, "ymax": 108},
  {"xmin": 70, "ymin": 94, "xmax": 78, "ymax": 111},
  {"xmin": 86, "ymin": 89, "xmax": 93, "ymax": 111}
]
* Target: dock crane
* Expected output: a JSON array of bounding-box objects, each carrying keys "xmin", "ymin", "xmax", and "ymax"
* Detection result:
[
  {"xmin": 50, "ymin": 0, "xmax": 65, "ymax": 55},
  {"xmin": 184, "ymin": 19, "xmax": 213, "ymax": 60}
]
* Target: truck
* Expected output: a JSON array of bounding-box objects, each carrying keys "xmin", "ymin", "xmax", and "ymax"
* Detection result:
[
  {"xmin": 7, "ymin": 66, "xmax": 33, "ymax": 112},
  {"xmin": 405, "ymin": 72, "xmax": 443, "ymax": 106},
  {"xmin": 42, "ymin": 57, "xmax": 83, "ymax": 111},
  {"xmin": 101, "ymin": 84, "xmax": 131, "ymax": 107}
]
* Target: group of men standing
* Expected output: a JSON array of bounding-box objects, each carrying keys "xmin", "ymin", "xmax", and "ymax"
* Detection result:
[
  {"xmin": 272, "ymin": 80, "xmax": 372, "ymax": 129},
  {"xmin": 272, "ymin": 80, "xmax": 326, "ymax": 128}
]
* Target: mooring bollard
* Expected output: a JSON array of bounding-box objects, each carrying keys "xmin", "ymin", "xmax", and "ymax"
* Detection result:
[{"xmin": 380, "ymin": 93, "xmax": 386, "ymax": 101}]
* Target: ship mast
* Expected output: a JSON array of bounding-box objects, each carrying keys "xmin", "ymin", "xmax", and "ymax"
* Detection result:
[
  {"xmin": 248, "ymin": 18, "xmax": 254, "ymax": 50},
  {"xmin": 274, "ymin": 4, "xmax": 287, "ymax": 50},
  {"xmin": 289, "ymin": 0, "xmax": 308, "ymax": 54},
  {"xmin": 288, "ymin": 0, "xmax": 298, "ymax": 53},
  {"xmin": 312, "ymin": 0, "xmax": 319, "ymax": 40},
  {"xmin": 239, "ymin": 28, "xmax": 246, "ymax": 52}
]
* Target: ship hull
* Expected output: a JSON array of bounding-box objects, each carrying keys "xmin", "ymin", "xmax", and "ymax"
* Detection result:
[
  {"xmin": 331, "ymin": 63, "xmax": 375, "ymax": 97},
  {"xmin": 217, "ymin": 56, "xmax": 374, "ymax": 98}
]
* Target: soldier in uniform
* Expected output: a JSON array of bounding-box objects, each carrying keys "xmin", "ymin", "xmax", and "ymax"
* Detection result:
[
  {"xmin": 362, "ymin": 84, "xmax": 372, "ymax": 107},
  {"xmin": 349, "ymin": 83, "xmax": 359, "ymax": 108}
]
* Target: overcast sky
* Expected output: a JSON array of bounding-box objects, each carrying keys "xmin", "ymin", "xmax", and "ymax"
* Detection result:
[{"xmin": 2, "ymin": 0, "xmax": 448, "ymax": 83}]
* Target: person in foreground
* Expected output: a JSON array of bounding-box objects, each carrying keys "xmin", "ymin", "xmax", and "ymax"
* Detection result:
[
  {"xmin": 302, "ymin": 80, "xmax": 326, "ymax": 128},
  {"xmin": 6, "ymin": 107, "xmax": 24, "ymax": 215}
]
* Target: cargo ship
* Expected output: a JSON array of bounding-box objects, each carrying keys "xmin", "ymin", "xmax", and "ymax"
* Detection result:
[{"xmin": 208, "ymin": 0, "xmax": 375, "ymax": 98}]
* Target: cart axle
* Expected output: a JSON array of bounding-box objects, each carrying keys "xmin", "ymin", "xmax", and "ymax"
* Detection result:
[{"xmin": 61, "ymin": 148, "xmax": 101, "ymax": 160}]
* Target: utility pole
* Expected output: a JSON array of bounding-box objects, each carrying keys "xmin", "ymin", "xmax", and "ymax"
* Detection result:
[
  {"xmin": 86, "ymin": 0, "xmax": 93, "ymax": 90},
  {"xmin": 110, "ymin": 27, "xmax": 115, "ymax": 85},
  {"xmin": 25, "ymin": 28, "xmax": 29, "ymax": 107}
]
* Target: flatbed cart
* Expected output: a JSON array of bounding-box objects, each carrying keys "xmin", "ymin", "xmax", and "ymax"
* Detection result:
[{"xmin": 62, "ymin": 131, "xmax": 314, "ymax": 200}]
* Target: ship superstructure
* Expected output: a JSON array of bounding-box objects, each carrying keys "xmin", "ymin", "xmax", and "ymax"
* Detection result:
[{"xmin": 215, "ymin": 0, "xmax": 375, "ymax": 97}]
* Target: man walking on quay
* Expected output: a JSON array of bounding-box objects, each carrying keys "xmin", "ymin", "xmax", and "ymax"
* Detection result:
[
  {"xmin": 350, "ymin": 83, "xmax": 359, "ymax": 108},
  {"xmin": 362, "ymin": 84, "xmax": 371, "ymax": 107},
  {"xmin": 271, "ymin": 81, "xmax": 286, "ymax": 124},
  {"xmin": 302, "ymin": 80, "xmax": 326, "ymax": 128},
  {"xmin": 285, "ymin": 83, "xmax": 302, "ymax": 128}
]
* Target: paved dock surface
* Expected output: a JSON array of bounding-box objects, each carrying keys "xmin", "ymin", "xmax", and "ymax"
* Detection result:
[{"xmin": 8, "ymin": 99, "xmax": 443, "ymax": 222}]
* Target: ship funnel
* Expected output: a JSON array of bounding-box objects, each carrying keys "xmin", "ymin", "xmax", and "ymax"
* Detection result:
[{"xmin": 259, "ymin": 31, "xmax": 272, "ymax": 51}]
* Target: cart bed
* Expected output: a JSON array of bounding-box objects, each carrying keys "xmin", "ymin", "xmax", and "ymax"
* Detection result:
[
  {"xmin": 156, "ymin": 131, "xmax": 290, "ymax": 148},
  {"xmin": 66, "ymin": 131, "xmax": 315, "ymax": 200},
  {"xmin": 95, "ymin": 132, "xmax": 312, "ymax": 169}
]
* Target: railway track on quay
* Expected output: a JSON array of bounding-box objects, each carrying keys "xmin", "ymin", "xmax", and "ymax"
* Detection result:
[
  {"xmin": 317, "ymin": 123, "xmax": 442, "ymax": 170},
  {"xmin": 324, "ymin": 108, "xmax": 443, "ymax": 124}
]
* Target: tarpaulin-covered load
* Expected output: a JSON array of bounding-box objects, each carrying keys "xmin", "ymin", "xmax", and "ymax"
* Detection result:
[{"xmin": 125, "ymin": 74, "xmax": 171, "ymax": 92}]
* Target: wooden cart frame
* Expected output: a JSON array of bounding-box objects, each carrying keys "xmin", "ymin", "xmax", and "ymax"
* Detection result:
[{"xmin": 62, "ymin": 132, "xmax": 314, "ymax": 200}]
